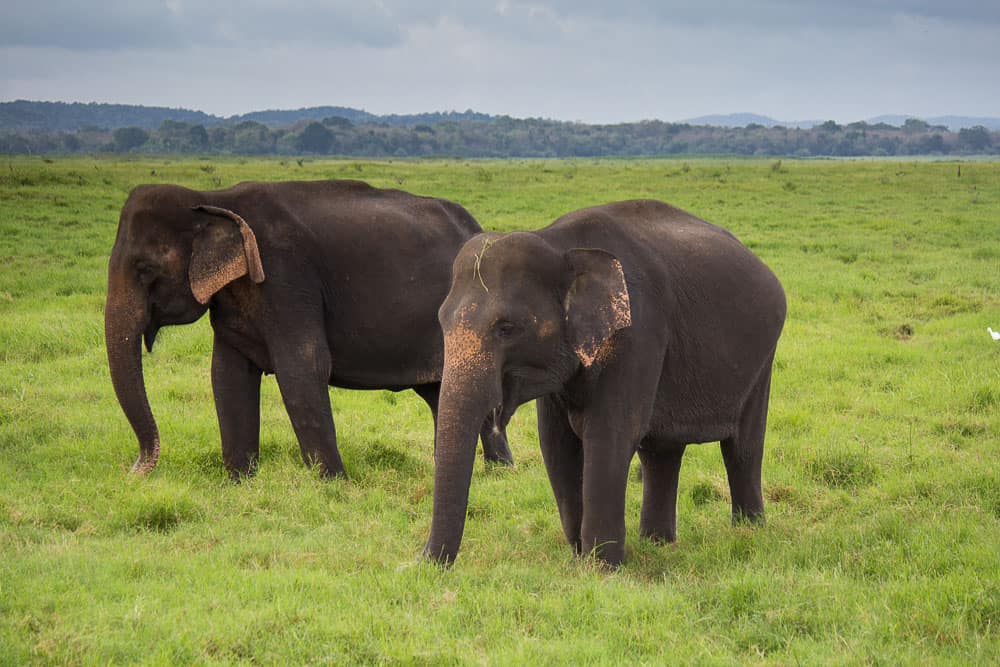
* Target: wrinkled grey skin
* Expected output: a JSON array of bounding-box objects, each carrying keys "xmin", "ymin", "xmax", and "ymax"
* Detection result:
[
  {"xmin": 424, "ymin": 199, "xmax": 786, "ymax": 566},
  {"xmin": 105, "ymin": 179, "xmax": 512, "ymax": 478}
]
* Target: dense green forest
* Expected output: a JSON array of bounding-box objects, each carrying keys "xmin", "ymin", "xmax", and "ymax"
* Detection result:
[{"xmin": 1, "ymin": 100, "xmax": 996, "ymax": 157}]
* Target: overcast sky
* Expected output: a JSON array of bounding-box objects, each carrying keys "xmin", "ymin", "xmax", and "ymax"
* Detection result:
[{"xmin": 2, "ymin": 1, "xmax": 997, "ymax": 123}]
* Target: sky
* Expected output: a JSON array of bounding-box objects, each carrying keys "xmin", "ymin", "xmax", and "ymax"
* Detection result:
[{"xmin": 1, "ymin": 1, "xmax": 998, "ymax": 124}]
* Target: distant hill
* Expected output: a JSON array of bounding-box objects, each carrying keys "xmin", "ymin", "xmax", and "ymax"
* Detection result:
[
  {"xmin": 682, "ymin": 113, "xmax": 822, "ymax": 129},
  {"xmin": 0, "ymin": 100, "xmax": 498, "ymax": 132},
  {"xmin": 0, "ymin": 100, "xmax": 220, "ymax": 131},
  {"xmin": 232, "ymin": 106, "xmax": 377, "ymax": 126},
  {"xmin": 232, "ymin": 107, "xmax": 495, "ymax": 127}
]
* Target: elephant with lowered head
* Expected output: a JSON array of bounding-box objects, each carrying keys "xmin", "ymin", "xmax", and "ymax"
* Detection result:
[
  {"xmin": 105, "ymin": 179, "xmax": 512, "ymax": 478},
  {"xmin": 424, "ymin": 199, "xmax": 786, "ymax": 566}
]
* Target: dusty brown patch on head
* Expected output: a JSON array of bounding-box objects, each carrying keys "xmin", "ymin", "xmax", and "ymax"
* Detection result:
[
  {"xmin": 443, "ymin": 322, "xmax": 489, "ymax": 382},
  {"xmin": 537, "ymin": 318, "xmax": 558, "ymax": 340},
  {"xmin": 158, "ymin": 245, "xmax": 182, "ymax": 272}
]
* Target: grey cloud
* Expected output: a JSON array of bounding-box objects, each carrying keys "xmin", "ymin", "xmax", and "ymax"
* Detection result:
[
  {"xmin": 0, "ymin": 1, "xmax": 404, "ymax": 51},
  {"xmin": 182, "ymin": 1, "xmax": 404, "ymax": 49},
  {"xmin": 501, "ymin": 1, "xmax": 1000, "ymax": 29},
  {"xmin": 0, "ymin": 2, "xmax": 184, "ymax": 50},
  {"xmin": 5, "ymin": 1, "xmax": 999, "ymax": 53}
]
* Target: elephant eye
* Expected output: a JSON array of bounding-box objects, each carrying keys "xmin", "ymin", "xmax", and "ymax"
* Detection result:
[
  {"xmin": 136, "ymin": 261, "xmax": 156, "ymax": 285},
  {"xmin": 495, "ymin": 320, "xmax": 521, "ymax": 339}
]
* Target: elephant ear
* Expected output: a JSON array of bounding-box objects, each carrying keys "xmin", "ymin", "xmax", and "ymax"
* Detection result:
[
  {"xmin": 564, "ymin": 248, "xmax": 632, "ymax": 367},
  {"xmin": 189, "ymin": 205, "xmax": 266, "ymax": 305}
]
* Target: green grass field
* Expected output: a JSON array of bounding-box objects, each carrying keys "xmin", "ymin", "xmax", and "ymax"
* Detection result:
[{"xmin": 1, "ymin": 156, "xmax": 998, "ymax": 664}]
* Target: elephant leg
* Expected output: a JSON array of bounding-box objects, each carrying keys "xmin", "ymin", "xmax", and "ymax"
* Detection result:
[
  {"xmin": 211, "ymin": 333, "xmax": 263, "ymax": 479},
  {"xmin": 579, "ymin": 435, "xmax": 633, "ymax": 567},
  {"xmin": 537, "ymin": 395, "xmax": 583, "ymax": 553},
  {"xmin": 574, "ymin": 342, "xmax": 662, "ymax": 566},
  {"xmin": 271, "ymin": 336, "xmax": 345, "ymax": 478},
  {"xmin": 720, "ymin": 367, "xmax": 773, "ymax": 524},
  {"xmin": 638, "ymin": 442, "xmax": 685, "ymax": 543},
  {"xmin": 479, "ymin": 409, "xmax": 513, "ymax": 466},
  {"xmin": 413, "ymin": 383, "xmax": 441, "ymax": 455}
]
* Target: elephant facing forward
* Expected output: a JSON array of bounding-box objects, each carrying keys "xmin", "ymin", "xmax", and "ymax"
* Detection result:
[{"xmin": 424, "ymin": 199, "xmax": 786, "ymax": 566}]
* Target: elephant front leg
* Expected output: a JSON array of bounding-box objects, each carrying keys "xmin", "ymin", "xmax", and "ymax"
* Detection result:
[
  {"xmin": 211, "ymin": 334, "xmax": 262, "ymax": 479},
  {"xmin": 272, "ymin": 339, "xmax": 345, "ymax": 478},
  {"xmin": 538, "ymin": 396, "xmax": 584, "ymax": 553},
  {"xmin": 580, "ymin": 436, "xmax": 633, "ymax": 567},
  {"xmin": 574, "ymin": 345, "xmax": 660, "ymax": 566}
]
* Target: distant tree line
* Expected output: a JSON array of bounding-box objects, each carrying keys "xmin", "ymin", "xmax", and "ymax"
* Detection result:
[{"xmin": 1, "ymin": 115, "xmax": 996, "ymax": 157}]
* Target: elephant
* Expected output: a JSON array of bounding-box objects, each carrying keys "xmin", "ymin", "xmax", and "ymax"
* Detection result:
[
  {"xmin": 105, "ymin": 179, "xmax": 513, "ymax": 478},
  {"xmin": 423, "ymin": 199, "xmax": 786, "ymax": 566}
]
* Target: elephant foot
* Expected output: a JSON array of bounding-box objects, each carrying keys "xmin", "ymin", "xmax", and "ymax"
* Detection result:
[
  {"xmin": 130, "ymin": 447, "xmax": 160, "ymax": 475},
  {"xmin": 731, "ymin": 508, "xmax": 765, "ymax": 526},
  {"xmin": 639, "ymin": 527, "xmax": 677, "ymax": 544},
  {"xmin": 318, "ymin": 464, "xmax": 348, "ymax": 480},
  {"xmin": 582, "ymin": 538, "xmax": 626, "ymax": 568},
  {"xmin": 225, "ymin": 464, "xmax": 258, "ymax": 483},
  {"xmin": 300, "ymin": 449, "xmax": 346, "ymax": 479},
  {"xmin": 422, "ymin": 542, "xmax": 457, "ymax": 568},
  {"xmin": 484, "ymin": 452, "xmax": 514, "ymax": 467},
  {"xmin": 224, "ymin": 453, "xmax": 259, "ymax": 481},
  {"xmin": 568, "ymin": 537, "xmax": 582, "ymax": 555}
]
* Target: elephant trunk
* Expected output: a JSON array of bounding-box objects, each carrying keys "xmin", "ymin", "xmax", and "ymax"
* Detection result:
[
  {"xmin": 105, "ymin": 268, "xmax": 159, "ymax": 474},
  {"xmin": 424, "ymin": 340, "xmax": 500, "ymax": 565}
]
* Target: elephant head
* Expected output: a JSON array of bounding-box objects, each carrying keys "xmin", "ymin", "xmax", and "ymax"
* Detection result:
[
  {"xmin": 424, "ymin": 232, "xmax": 631, "ymax": 564},
  {"xmin": 105, "ymin": 185, "xmax": 265, "ymax": 473}
]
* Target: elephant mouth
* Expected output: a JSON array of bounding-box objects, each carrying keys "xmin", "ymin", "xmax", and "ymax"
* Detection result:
[
  {"xmin": 491, "ymin": 403, "xmax": 505, "ymax": 430},
  {"xmin": 143, "ymin": 321, "xmax": 160, "ymax": 352},
  {"xmin": 494, "ymin": 395, "xmax": 525, "ymax": 431}
]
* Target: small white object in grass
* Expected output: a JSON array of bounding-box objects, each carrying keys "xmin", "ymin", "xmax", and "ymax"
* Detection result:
[{"xmin": 989, "ymin": 327, "xmax": 1000, "ymax": 341}]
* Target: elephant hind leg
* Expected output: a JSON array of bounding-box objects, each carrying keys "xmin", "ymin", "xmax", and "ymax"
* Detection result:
[
  {"xmin": 272, "ymin": 342, "xmax": 345, "ymax": 478},
  {"xmin": 720, "ymin": 365, "xmax": 774, "ymax": 524},
  {"xmin": 638, "ymin": 441, "xmax": 686, "ymax": 543}
]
